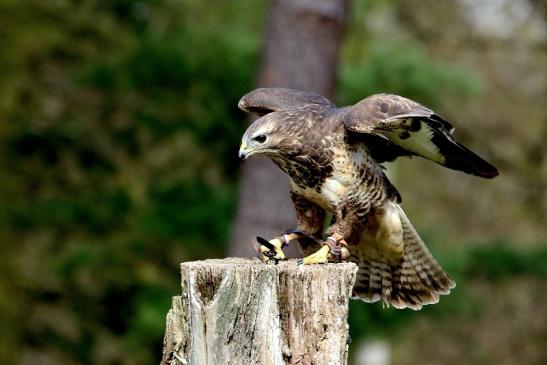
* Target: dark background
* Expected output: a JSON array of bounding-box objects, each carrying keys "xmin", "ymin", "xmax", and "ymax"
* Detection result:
[{"xmin": 0, "ymin": 0, "xmax": 545, "ymax": 364}]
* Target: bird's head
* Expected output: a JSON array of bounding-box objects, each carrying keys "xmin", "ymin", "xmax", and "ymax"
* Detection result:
[{"xmin": 238, "ymin": 114, "xmax": 297, "ymax": 162}]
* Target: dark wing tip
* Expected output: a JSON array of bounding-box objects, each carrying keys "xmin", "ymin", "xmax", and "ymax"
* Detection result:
[
  {"xmin": 458, "ymin": 142, "xmax": 500, "ymax": 179},
  {"xmin": 445, "ymin": 142, "xmax": 500, "ymax": 179},
  {"xmin": 476, "ymin": 163, "xmax": 500, "ymax": 179}
]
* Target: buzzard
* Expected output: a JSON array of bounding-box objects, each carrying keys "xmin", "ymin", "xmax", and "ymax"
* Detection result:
[{"xmin": 238, "ymin": 88, "xmax": 498, "ymax": 310}]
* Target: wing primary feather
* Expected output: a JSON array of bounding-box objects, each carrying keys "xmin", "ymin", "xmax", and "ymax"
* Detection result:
[
  {"xmin": 239, "ymin": 88, "xmax": 334, "ymax": 116},
  {"xmin": 429, "ymin": 129, "xmax": 500, "ymax": 178},
  {"xmin": 342, "ymin": 93, "xmax": 497, "ymax": 178},
  {"xmin": 368, "ymin": 117, "xmax": 498, "ymax": 178}
]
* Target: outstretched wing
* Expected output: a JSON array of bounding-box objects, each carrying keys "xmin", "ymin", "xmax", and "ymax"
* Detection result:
[
  {"xmin": 342, "ymin": 94, "xmax": 499, "ymax": 178},
  {"xmin": 238, "ymin": 88, "xmax": 335, "ymax": 116}
]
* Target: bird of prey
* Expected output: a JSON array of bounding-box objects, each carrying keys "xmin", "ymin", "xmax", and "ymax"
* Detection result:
[{"xmin": 238, "ymin": 88, "xmax": 498, "ymax": 310}]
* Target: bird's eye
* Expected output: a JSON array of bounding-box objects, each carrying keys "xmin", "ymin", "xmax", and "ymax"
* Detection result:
[{"xmin": 253, "ymin": 134, "xmax": 267, "ymax": 143}]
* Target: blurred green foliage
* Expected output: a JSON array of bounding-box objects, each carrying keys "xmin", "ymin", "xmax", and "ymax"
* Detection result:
[
  {"xmin": 339, "ymin": 42, "xmax": 481, "ymax": 106},
  {"xmin": 348, "ymin": 243, "xmax": 547, "ymax": 346},
  {"xmin": 0, "ymin": 0, "xmax": 544, "ymax": 364},
  {"xmin": 464, "ymin": 242, "xmax": 547, "ymax": 281},
  {"xmin": 0, "ymin": 0, "xmax": 260, "ymax": 363}
]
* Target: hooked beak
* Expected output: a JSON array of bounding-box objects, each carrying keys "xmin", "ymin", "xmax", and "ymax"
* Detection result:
[{"xmin": 238, "ymin": 142, "xmax": 249, "ymax": 162}]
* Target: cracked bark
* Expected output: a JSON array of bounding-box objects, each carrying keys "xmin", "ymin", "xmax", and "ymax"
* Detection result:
[{"xmin": 161, "ymin": 258, "xmax": 358, "ymax": 365}]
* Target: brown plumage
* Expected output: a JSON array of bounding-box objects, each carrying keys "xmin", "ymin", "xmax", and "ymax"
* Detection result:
[{"xmin": 238, "ymin": 88, "xmax": 498, "ymax": 310}]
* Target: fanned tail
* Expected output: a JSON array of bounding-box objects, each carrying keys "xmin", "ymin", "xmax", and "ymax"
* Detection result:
[{"xmin": 352, "ymin": 205, "xmax": 455, "ymax": 310}]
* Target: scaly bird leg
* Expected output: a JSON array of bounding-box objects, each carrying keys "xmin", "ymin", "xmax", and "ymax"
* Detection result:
[
  {"xmin": 255, "ymin": 231, "xmax": 306, "ymax": 264},
  {"xmin": 281, "ymin": 228, "xmax": 323, "ymax": 246},
  {"xmin": 297, "ymin": 235, "xmax": 350, "ymax": 265}
]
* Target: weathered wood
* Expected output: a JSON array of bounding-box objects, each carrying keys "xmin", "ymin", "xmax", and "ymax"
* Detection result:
[{"xmin": 161, "ymin": 258, "xmax": 358, "ymax": 365}]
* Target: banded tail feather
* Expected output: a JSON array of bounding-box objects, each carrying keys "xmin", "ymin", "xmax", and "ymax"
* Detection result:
[{"xmin": 352, "ymin": 205, "xmax": 455, "ymax": 310}]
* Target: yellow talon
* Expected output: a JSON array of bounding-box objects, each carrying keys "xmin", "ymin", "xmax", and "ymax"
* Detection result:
[
  {"xmin": 256, "ymin": 232, "xmax": 310, "ymax": 263},
  {"xmin": 301, "ymin": 245, "xmax": 330, "ymax": 265},
  {"xmin": 257, "ymin": 237, "xmax": 286, "ymax": 262}
]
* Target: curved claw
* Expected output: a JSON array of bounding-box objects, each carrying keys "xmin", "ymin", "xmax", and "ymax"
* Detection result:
[
  {"xmin": 256, "ymin": 236, "xmax": 286, "ymax": 264},
  {"xmin": 256, "ymin": 236, "xmax": 276, "ymax": 251}
]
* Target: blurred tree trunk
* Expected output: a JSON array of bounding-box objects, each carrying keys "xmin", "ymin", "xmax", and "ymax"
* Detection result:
[{"xmin": 229, "ymin": 0, "xmax": 349, "ymax": 256}]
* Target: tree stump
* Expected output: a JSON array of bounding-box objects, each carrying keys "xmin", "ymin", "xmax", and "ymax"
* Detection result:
[{"xmin": 161, "ymin": 258, "xmax": 358, "ymax": 365}]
